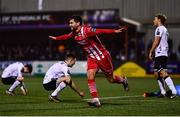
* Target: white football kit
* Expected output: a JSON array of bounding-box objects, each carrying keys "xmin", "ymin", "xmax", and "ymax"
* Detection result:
[
  {"xmin": 1, "ymin": 62, "xmax": 24, "ymax": 78},
  {"xmin": 154, "ymin": 25, "xmax": 169, "ymax": 57},
  {"xmin": 43, "ymin": 61, "xmax": 70, "ymax": 84}
]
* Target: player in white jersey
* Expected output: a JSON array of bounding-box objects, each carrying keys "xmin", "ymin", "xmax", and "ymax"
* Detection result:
[
  {"xmin": 149, "ymin": 13, "xmax": 177, "ymax": 98},
  {"xmin": 1, "ymin": 62, "xmax": 32, "ymax": 96},
  {"xmin": 43, "ymin": 54, "xmax": 84, "ymax": 102}
]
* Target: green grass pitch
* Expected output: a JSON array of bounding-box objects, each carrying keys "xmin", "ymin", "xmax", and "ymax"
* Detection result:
[{"xmin": 0, "ymin": 75, "xmax": 180, "ymax": 116}]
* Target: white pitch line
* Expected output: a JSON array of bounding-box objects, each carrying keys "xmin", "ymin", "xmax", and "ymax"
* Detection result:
[
  {"xmin": 83, "ymin": 95, "xmax": 178, "ymax": 103},
  {"xmin": 83, "ymin": 95, "xmax": 142, "ymax": 101}
]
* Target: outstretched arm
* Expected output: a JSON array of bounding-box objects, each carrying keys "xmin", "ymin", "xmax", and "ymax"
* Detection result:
[
  {"xmin": 86, "ymin": 26, "xmax": 128, "ymax": 36},
  {"xmin": 49, "ymin": 32, "xmax": 74, "ymax": 40}
]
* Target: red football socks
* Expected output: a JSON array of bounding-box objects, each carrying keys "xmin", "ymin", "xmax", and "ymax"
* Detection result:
[
  {"xmin": 114, "ymin": 75, "xmax": 124, "ymax": 83},
  {"xmin": 88, "ymin": 79, "xmax": 99, "ymax": 98}
]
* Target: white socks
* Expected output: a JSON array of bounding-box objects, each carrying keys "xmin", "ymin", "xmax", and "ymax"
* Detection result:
[
  {"xmin": 51, "ymin": 82, "xmax": 66, "ymax": 96},
  {"xmin": 164, "ymin": 77, "xmax": 177, "ymax": 95},
  {"xmin": 157, "ymin": 79, "xmax": 166, "ymax": 95},
  {"xmin": 9, "ymin": 80, "xmax": 21, "ymax": 92}
]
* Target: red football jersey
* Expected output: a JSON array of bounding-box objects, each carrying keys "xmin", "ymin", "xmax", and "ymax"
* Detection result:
[{"xmin": 55, "ymin": 25, "xmax": 116, "ymax": 60}]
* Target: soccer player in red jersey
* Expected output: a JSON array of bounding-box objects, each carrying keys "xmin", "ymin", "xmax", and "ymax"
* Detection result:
[{"xmin": 49, "ymin": 15, "xmax": 129, "ymax": 107}]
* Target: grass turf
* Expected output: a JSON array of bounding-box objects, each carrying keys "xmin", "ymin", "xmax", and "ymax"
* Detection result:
[{"xmin": 0, "ymin": 76, "xmax": 180, "ymax": 116}]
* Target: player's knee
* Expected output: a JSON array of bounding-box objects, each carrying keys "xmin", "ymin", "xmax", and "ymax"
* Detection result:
[
  {"xmin": 87, "ymin": 70, "xmax": 96, "ymax": 80},
  {"xmin": 87, "ymin": 74, "xmax": 95, "ymax": 80},
  {"xmin": 105, "ymin": 75, "xmax": 114, "ymax": 83},
  {"xmin": 17, "ymin": 77, "xmax": 24, "ymax": 81},
  {"xmin": 107, "ymin": 78, "xmax": 114, "ymax": 83},
  {"xmin": 160, "ymin": 70, "xmax": 168, "ymax": 78},
  {"xmin": 64, "ymin": 78, "xmax": 72, "ymax": 85},
  {"xmin": 154, "ymin": 72, "xmax": 158, "ymax": 78}
]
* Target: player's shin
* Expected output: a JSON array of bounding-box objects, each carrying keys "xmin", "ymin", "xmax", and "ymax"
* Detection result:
[
  {"xmin": 51, "ymin": 82, "xmax": 66, "ymax": 96},
  {"xmin": 87, "ymin": 79, "xmax": 101, "ymax": 107},
  {"xmin": 157, "ymin": 77, "xmax": 166, "ymax": 95},
  {"xmin": 113, "ymin": 75, "xmax": 125, "ymax": 83},
  {"xmin": 164, "ymin": 76, "xmax": 177, "ymax": 95},
  {"xmin": 113, "ymin": 75, "xmax": 129, "ymax": 91},
  {"xmin": 88, "ymin": 79, "xmax": 99, "ymax": 98},
  {"xmin": 19, "ymin": 81, "xmax": 28, "ymax": 95},
  {"xmin": 9, "ymin": 80, "xmax": 21, "ymax": 92}
]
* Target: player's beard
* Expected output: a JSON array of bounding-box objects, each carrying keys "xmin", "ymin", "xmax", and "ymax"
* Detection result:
[
  {"xmin": 70, "ymin": 27, "xmax": 74, "ymax": 31},
  {"xmin": 70, "ymin": 25, "xmax": 79, "ymax": 31},
  {"xmin": 70, "ymin": 26, "xmax": 77, "ymax": 31}
]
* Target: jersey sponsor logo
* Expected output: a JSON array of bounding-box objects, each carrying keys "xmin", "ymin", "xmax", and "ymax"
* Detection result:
[
  {"xmin": 75, "ymin": 26, "xmax": 105, "ymax": 61},
  {"xmin": 76, "ymin": 40, "xmax": 87, "ymax": 45}
]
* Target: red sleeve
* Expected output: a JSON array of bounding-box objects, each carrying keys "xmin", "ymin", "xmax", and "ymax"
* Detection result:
[
  {"xmin": 85, "ymin": 27, "xmax": 116, "ymax": 37},
  {"xmin": 55, "ymin": 32, "xmax": 74, "ymax": 40},
  {"xmin": 95, "ymin": 29, "xmax": 116, "ymax": 34}
]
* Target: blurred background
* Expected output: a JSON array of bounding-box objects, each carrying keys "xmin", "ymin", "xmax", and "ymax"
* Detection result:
[{"xmin": 0, "ymin": 0, "xmax": 180, "ymax": 76}]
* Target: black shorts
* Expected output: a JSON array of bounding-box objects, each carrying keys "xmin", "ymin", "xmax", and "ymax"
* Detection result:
[
  {"xmin": 43, "ymin": 80, "xmax": 56, "ymax": 91},
  {"xmin": 1, "ymin": 77, "xmax": 17, "ymax": 85},
  {"xmin": 154, "ymin": 56, "xmax": 168, "ymax": 72}
]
